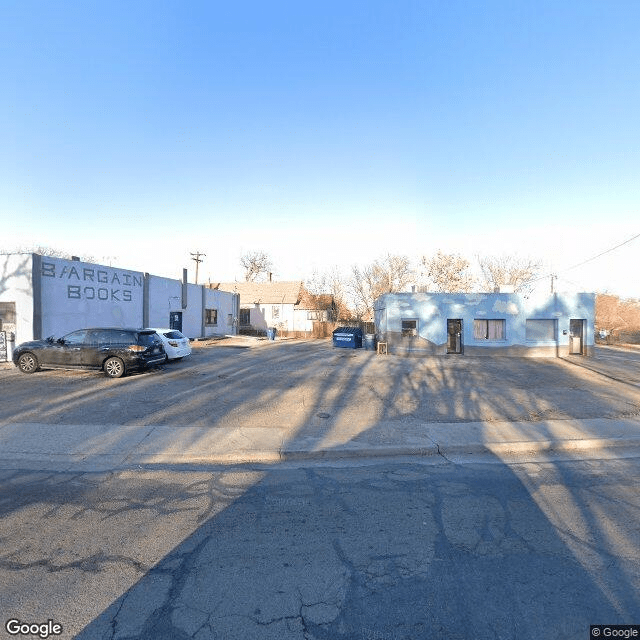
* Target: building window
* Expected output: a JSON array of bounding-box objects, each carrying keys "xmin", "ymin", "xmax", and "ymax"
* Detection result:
[
  {"xmin": 205, "ymin": 308, "xmax": 218, "ymax": 326},
  {"xmin": 272, "ymin": 306, "xmax": 280, "ymax": 319},
  {"xmin": 239, "ymin": 309, "xmax": 251, "ymax": 325},
  {"xmin": 474, "ymin": 319, "xmax": 505, "ymax": 340},
  {"xmin": 526, "ymin": 319, "xmax": 556, "ymax": 341},
  {"xmin": 401, "ymin": 319, "xmax": 418, "ymax": 337}
]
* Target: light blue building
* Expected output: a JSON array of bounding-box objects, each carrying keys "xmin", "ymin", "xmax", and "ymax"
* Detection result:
[{"xmin": 374, "ymin": 291, "xmax": 595, "ymax": 356}]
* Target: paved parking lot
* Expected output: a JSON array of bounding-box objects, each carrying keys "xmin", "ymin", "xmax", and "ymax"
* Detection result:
[{"xmin": 1, "ymin": 340, "xmax": 639, "ymax": 437}]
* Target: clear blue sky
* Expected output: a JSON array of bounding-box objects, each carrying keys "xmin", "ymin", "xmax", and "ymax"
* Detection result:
[{"xmin": 2, "ymin": 0, "xmax": 639, "ymax": 296}]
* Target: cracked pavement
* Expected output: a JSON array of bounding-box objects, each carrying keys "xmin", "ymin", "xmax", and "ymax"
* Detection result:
[
  {"xmin": 1, "ymin": 457, "xmax": 639, "ymax": 639},
  {"xmin": 2, "ymin": 343, "xmax": 640, "ymax": 638}
]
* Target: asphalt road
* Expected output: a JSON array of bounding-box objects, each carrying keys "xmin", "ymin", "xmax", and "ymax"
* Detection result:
[
  {"xmin": 1, "ymin": 341, "xmax": 640, "ymax": 639},
  {"xmin": 1, "ymin": 457, "xmax": 639, "ymax": 640}
]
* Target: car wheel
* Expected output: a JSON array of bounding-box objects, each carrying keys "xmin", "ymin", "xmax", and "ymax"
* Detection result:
[
  {"xmin": 104, "ymin": 357, "xmax": 125, "ymax": 378},
  {"xmin": 17, "ymin": 352, "xmax": 39, "ymax": 373}
]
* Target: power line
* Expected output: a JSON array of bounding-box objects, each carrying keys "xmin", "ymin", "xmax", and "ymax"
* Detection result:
[
  {"xmin": 527, "ymin": 231, "xmax": 640, "ymax": 287},
  {"xmin": 560, "ymin": 231, "xmax": 640, "ymax": 273}
]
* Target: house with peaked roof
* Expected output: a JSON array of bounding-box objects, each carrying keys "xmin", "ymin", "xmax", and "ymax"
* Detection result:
[{"xmin": 211, "ymin": 281, "xmax": 337, "ymax": 335}]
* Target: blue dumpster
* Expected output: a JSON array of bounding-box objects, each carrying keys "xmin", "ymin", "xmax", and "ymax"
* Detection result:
[
  {"xmin": 267, "ymin": 327, "xmax": 277, "ymax": 340},
  {"xmin": 332, "ymin": 327, "xmax": 363, "ymax": 349}
]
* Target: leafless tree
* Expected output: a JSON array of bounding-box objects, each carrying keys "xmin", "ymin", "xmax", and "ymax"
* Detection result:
[
  {"xmin": 240, "ymin": 250, "xmax": 274, "ymax": 282},
  {"xmin": 305, "ymin": 266, "xmax": 351, "ymax": 320},
  {"xmin": 348, "ymin": 254, "xmax": 413, "ymax": 320},
  {"xmin": 596, "ymin": 293, "xmax": 640, "ymax": 340},
  {"xmin": 477, "ymin": 254, "xmax": 542, "ymax": 293},
  {"xmin": 418, "ymin": 251, "xmax": 475, "ymax": 292},
  {"xmin": 2, "ymin": 246, "xmax": 96, "ymax": 262}
]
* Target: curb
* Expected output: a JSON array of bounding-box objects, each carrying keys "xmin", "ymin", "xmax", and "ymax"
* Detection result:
[
  {"xmin": 559, "ymin": 356, "xmax": 640, "ymax": 388},
  {"xmin": 279, "ymin": 444, "xmax": 440, "ymax": 461},
  {"xmin": 108, "ymin": 436, "xmax": 640, "ymax": 467},
  {"xmin": 67, "ymin": 436, "xmax": 640, "ymax": 468}
]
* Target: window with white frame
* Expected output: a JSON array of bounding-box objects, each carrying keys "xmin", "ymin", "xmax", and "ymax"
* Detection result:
[
  {"xmin": 526, "ymin": 319, "xmax": 556, "ymax": 341},
  {"xmin": 272, "ymin": 306, "xmax": 280, "ymax": 319},
  {"xmin": 239, "ymin": 309, "xmax": 251, "ymax": 325},
  {"xmin": 473, "ymin": 319, "xmax": 505, "ymax": 340}
]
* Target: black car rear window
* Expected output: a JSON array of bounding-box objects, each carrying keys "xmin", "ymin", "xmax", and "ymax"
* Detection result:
[{"xmin": 137, "ymin": 332, "xmax": 159, "ymax": 346}]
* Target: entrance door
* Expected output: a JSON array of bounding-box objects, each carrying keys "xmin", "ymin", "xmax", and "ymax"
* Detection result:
[
  {"xmin": 569, "ymin": 319, "xmax": 584, "ymax": 355},
  {"xmin": 169, "ymin": 312, "xmax": 183, "ymax": 332},
  {"xmin": 447, "ymin": 319, "xmax": 463, "ymax": 354}
]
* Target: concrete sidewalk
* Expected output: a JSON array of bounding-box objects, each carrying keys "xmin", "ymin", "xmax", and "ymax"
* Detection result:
[
  {"xmin": 1, "ymin": 416, "xmax": 640, "ymax": 471},
  {"xmin": 2, "ymin": 342, "xmax": 640, "ymax": 469}
]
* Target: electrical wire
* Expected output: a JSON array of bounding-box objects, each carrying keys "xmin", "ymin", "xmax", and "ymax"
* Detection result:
[
  {"xmin": 560, "ymin": 231, "xmax": 640, "ymax": 273},
  {"xmin": 526, "ymin": 231, "xmax": 640, "ymax": 286}
]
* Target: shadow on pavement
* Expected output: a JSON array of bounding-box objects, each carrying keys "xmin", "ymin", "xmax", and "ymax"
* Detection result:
[{"xmin": 1, "ymin": 340, "xmax": 640, "ymax": 637}]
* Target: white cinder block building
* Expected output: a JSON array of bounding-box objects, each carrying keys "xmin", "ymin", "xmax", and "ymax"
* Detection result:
[{"xmin": 0, "ymin": 253, "xmax": 239, "ymax": 360}]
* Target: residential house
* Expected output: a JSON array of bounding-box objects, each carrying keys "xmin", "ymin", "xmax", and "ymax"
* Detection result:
[{"xmin": 211, "ymin": 281, "xmax": 337, "ymax": 336}]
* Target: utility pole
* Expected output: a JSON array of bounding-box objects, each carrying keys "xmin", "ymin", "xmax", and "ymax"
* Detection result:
[
  {"xmin": 550, "ymin": 274, "xmax": 556, "ymax": 294},
  {"xmin": 190, "ymin": 251, "xmax": 206, "ymax": 285}
]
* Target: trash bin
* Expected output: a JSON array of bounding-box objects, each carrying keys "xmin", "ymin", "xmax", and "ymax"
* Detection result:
[
  {"xmin": 267, "ymin": 327, "xmax": 277, "ymax": 340},
  {"xmin": 332, "ymin": 327, "xmax": 363, "ymax": 349},
  {"xmin": 363, "ymin": 334, "xmax": 377, "ymax": 351}
]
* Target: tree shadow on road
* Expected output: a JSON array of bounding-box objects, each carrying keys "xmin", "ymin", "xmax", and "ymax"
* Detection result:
[{"xmin": 1, "ymin": 340, "xmax": 640, "ymax": 638}]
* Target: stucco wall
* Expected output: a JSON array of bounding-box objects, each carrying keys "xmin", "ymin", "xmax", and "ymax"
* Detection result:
[
  {"xmin": 143, "ymin": 276, "xmax": 238, "ymax": 338},
  {"xmin": 375, "ymin": 292, "xmax": 595, "ymax": 357},
  {"xmin": 147, "ymin": 275, "xmax": 183, "ymax": 330},
  {"xmin": 2, "ymin": 255, "xmax": 238, "ymax": 343},
  {"xmin": 0, "ymin": 253, "xmax": 33, "ymax": 344},
  {"xmin": 245, "ymin": 303, "xmax": 295, "ymax": 331},
  {"xmin": 203, "ymin": 288, "xmax": 237, "ymax": 337},
  {"xmin": 39, "ymin": 256, "xmax": 144, "ymax": 337}
]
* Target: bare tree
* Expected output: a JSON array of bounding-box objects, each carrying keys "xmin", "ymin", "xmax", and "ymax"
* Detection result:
[
  {"xmin": 596, "ymin": 293, "xmax": 640, "ymax": 340},
  {"xmin": 240, "ymin": 250, "xmax": 273, "ymax": 282},
  {"xmin": 596, "ymin": 294, "xmax": 626, "ymax": 336},
  {"xmin": 419, "ymin": 251, "xmax": 475, "ymax": 292},
  {"xmin": 2, "ymin": 246, "xmax": 96, "ymax": 262},
  {"xmin": 348, "ymin": 254, "xmax": 413, "ymax": 320},
  {"xmin": 305, "ymin": 266, "xmax": 351, "ymax": 320},
  {"xmin": 477, "ymin": 254, "xmax": 542, "ymax": 293}
]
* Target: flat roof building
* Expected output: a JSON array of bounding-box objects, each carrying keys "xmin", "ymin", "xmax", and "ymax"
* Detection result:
[
  {"xmin": 0, "ymin": 253, "xmax": 239, "ymax": 361},
  {"xmin": 374, "ymin": 291, "xmax": 595, "ymax": 357}
]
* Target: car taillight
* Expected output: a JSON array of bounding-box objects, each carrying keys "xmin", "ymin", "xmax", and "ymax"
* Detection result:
[
  {"xmin": 128, "ymin": 344, "xmax": 145, "ymax": 352},
  {"xmin": 168, "ymin": 341, "xmax": 179, "ymax": 347}
]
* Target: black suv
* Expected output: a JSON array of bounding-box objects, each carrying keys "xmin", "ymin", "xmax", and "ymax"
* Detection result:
[{"xmin": 13, "ymin": 328, "xmax": 166, "ymax": 378}]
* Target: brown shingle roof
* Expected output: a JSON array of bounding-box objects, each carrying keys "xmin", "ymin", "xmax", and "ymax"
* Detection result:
[
  {"xmin": 212, "ymin": 281, "xmax": 303, "ymax": 305},
  {"xmin": 296, "ymin": 289, "xmax": 335, "ymax": 310}
]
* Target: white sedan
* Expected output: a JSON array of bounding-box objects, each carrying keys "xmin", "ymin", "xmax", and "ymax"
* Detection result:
[{"xmin": 146, "ymin": 328, "xmax": 192, "ymax": 361}]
